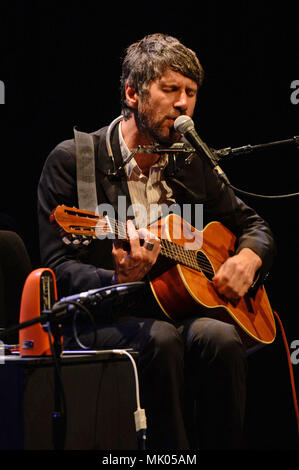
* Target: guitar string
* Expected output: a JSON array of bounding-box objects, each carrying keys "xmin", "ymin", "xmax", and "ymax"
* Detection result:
[
  {"xmin": 68, "ymin": 216, "xmax": 215, "ymax": 275},
  {"xmin": 105, "ymin": 219, "xmax": 216, "ymax": 273},
  {"xmin": 70, "ymin": 220, "xmax": 215, "ymax": 275},
  {"xmin": 102, "ymin": 221, "xmax": 213, "ymax": 274},
  {"xmin": 73, "ymin": 218, "xmax": 214, "ymax": 274},
  {"xmin": 65, "ymin": 209, "xmax": 219, "ymax": 263},
  {"xmin": 68, "ymin": 216, "xmax": 215, "ymax": 274},
  {"xmin": 77, "ymin": 214, "xmax": 225, "ymax": 265}
]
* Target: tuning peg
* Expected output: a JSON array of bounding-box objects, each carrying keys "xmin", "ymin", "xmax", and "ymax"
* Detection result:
[
  {"xmin": 62, "ymin": 236, "xmax": 72, "ymax": 245},
  {"xmin": 82, "ymin": 235, "xmax": 91, "ymax": 245},
  {"xmin": 71, "ymin": 234, "xmax": 81, "ymax": 245}
]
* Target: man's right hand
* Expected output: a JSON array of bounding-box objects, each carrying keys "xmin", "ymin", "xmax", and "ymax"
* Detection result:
[{"xmin": 112, "ymin": 220, "xmax": 161, "ymax": 283}]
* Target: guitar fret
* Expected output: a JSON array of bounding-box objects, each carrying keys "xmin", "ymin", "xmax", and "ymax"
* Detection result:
[{"xmin": 59, "ymin": 210, "xmax": 215, "ymax": 275}]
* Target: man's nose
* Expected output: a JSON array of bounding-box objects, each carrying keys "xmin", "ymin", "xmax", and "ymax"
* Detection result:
[{"xmin": 174, "ymin": 91, "xmax": 188, "ymax": 112}]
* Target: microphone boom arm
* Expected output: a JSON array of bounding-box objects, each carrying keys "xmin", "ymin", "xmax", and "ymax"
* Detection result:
[{"xmin": 215, "ymin": 135, "xmax": 299, "ymax": 160}]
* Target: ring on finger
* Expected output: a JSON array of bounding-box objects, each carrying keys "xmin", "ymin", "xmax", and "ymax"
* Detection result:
[{"xmin": 144, "ymin": 241, "xmax": 154, "ymax": 251}]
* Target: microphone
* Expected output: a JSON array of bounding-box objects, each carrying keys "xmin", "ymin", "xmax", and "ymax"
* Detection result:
[
  {"xmin": 57, "ymin": 282, "xmax": 146, "ymax": 307},
  {"xmin": 174, "ymin": 115, "xmax": 230, "ymax": 185}
]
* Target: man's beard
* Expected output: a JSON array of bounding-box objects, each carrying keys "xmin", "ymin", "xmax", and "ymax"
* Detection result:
[{"xmin": 134, "ymin": 106, "xmax": 181, "ymax": 146}]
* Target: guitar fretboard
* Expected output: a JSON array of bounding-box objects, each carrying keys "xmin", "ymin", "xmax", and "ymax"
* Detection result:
[{"xmin": 96, "ymin": 216, "xmax": 215, "ymax": 278}]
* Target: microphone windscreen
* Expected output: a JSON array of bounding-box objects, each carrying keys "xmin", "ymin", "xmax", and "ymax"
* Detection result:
[{"xmin": 174, "ymin": 115, "xmax": 194, "ymax": 134}]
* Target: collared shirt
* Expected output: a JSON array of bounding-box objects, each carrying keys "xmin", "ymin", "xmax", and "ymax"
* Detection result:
[{"xmin": 118, "ymin": 124, "xmax": 176, "ymax": 229}]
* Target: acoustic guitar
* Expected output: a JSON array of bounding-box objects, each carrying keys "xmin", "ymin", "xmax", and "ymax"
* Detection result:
[{"xmin": 50, "ymin": 205, "xmax": 276, "ymax": 349}]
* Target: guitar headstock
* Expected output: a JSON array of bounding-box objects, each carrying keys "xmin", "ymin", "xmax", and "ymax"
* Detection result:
[{"xmin": 50, "ymin": 205, "xmax": 110, "ymax": 246}]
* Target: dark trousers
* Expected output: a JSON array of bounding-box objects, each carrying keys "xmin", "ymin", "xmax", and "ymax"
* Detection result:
[{"xmin": 64, "ymin": 296, "xmax": 247, "ymax": 450}]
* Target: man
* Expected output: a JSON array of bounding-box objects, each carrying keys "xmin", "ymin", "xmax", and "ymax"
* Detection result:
[{"xmin": 38, "ymin": 33, "xmax": 275, "ymax": 450}]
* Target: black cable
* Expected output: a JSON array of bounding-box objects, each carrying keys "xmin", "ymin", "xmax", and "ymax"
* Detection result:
[
  {"xmin": 93, "ymin": 366, "xmax": 106, "ymax": 448},
  {"xmin": 56, "ymin": 299, "xmax": 98, "ymax": 350},
  {"xmin": 214, "ymin": 141, "xmax": 299, "ymax": 199},
  {"xmin": 168, "ymin": 154, "xmax": 299, "ymax": 200},
  {"xmin": 169, "ymin": 176, "xmax": 204, "ymax": 200},
  {"xmin": 227, "ymin": 182, "xmax": 299, "ymax": 199},
  {"xmin": 73, "ymin": 307, "xmax": 98, "ymax": 350},
  {"xmin": 46, "ymin": 299, "xmax": 98, "ymax": 448},
  {"xmin": 47, "ymin": 325, "xmax": 67, "ymax": 450}
]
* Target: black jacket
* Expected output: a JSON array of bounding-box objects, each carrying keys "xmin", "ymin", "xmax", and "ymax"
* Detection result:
[{"xmin": 37, "ymin": 123, "xmax": 276, "ymax": 298}]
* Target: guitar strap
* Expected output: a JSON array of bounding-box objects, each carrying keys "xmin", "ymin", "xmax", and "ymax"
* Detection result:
[{"xmin": 73, "ymin": 127, "xmax": 98, "ymax": 212}]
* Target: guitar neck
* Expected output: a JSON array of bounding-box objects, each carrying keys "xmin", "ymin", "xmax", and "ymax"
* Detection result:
[
  {"xmin": 51, "ymin": 206, "xmax": 208, "ymax": 275},
  {"xmin": 105, "ymin": 216, "xmax": 201, "ymax": 272}
]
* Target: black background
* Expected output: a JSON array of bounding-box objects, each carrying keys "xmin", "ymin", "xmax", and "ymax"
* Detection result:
[{"xmin": 0, "ymin": 0, "xmax": 298, "ymax": 451}]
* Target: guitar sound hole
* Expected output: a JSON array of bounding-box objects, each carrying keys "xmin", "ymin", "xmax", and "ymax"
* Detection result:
[{"xmin": 196, "ymin": 251, "xmax": 215, "ymax": 281}]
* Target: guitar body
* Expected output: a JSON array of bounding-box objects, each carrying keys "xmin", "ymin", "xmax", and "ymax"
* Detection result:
[
  {"xmin": 147, "ymin": 213, "xmax": 276, "ymax": 348},
  {"xmin": 50, "ymin": 205, "xmax": 276, "ymax": 348}
]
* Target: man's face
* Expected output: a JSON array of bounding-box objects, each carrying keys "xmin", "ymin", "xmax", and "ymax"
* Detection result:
[{"xmin": 135, "ymin": 68, "xmax": 198, "ymax": 145}]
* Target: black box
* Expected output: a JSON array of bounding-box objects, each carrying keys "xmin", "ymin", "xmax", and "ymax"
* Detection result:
[{"xmin": 0, "ymin": 352, "xmax": 138, "ymax": 450}]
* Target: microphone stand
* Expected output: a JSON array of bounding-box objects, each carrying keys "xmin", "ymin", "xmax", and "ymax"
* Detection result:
[
  {"xmin": 47, "ymin": 305, "xmax": 67, "ymax": 451},
  {"xmin": 215, "ymin": 135, "xmax": 299, "ymax": 159}
]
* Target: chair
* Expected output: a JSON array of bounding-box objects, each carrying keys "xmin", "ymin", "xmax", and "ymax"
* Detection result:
[{"xmin": 0, "ymin": 230, "xmax": 32, "ymax": 344}]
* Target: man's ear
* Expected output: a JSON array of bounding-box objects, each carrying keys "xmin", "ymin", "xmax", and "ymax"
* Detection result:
[{"xmin": 125, "ymin": 83, "xmax": 139, "ymax": 109}]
